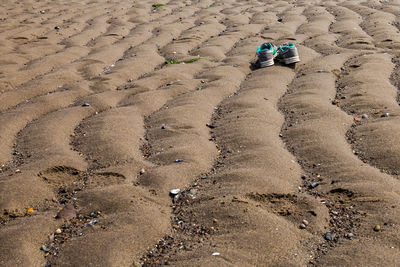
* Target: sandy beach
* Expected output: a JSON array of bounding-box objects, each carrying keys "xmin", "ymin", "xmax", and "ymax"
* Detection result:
[{"xmin": 1, "ymin": 0, "xmax": 400, "ymax": 266}]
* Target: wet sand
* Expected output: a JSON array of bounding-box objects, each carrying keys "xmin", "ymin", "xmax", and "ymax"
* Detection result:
[{"xmin": 1, "ymin": 0, "xmax": 400, "ymax": 266}]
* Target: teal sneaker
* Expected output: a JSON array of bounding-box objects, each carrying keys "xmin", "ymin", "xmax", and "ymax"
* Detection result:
[
  {"xmin": 257, "ymin": 42, "xmax": 277, "ymax": 67},
  {"xmin": 276, "ymin": 42, "xmax": 300, "ymax": 64}
]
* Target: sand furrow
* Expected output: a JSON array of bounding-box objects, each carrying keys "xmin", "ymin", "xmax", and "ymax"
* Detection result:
[
  {"xmin": 336, "ymin": 53, "xmax": 400, "ymax": 177},
  {"xmin": 149, "ymin": 59, "xmax": 324, "ymax": 267},
  {"xmin": 0, "ymin": 1, "xmax": 261, "ymax": 266},
  {"xmin": 0, "ymin": 85, "xmax": 91, "ymax": 165},
  {"xmin": 342, "ymin": 2, "xmax": 400, "ymax": 49},
  {"xmin": 279, "ymin": 53, "xmax": 400, "ymax": 265},
  {"xmin": 328, "ymin": 5, "xmax": 375, "ymax": 50},
  {"xmin": 53, "ymin": 5, "xmax": 266, "ymax": 265},
  {"xmin": 0, "ymin": 2, "xmax": 212, "ymax": 167},
  {"xmin": 2, "ymin": 0, "xmax": 400, "ymax": 266},
  {"xmin": 71, "ymin": 1, "xmax": 260, "ymax": 172},
  {"xmin": 0, "ymin": 0, "xmax": 205, "ymax": 108},
  {"xmin": 140, "ymin": 2, "xmax": 322, "ymax": 265}
]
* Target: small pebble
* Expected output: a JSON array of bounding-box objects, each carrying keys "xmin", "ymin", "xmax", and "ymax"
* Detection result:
[
  {"xmin": 27, "ymin": 208, "xmax": 34, "ymax": 213},
  {"xmin": 55, "ymin": 228, "xmax": 62, "ymax": 234},
  {"xmin": 362, "ymin": 114, "xmax": 368, "ymax": 119},
  {"xmin": 374, "ymin": 225, "xmax": 381, "ymax": 231},
  {"xmin": 381, "ymin": 113, "xmax": 390, "ymax": 117},
  {"xmin": 190, "ymin": 189, "xmax": 198, "ymax": 195},
  {"xmin": 172, "ymin": 37, "xmax": 177, "ymax": 41},
  {"xmin": 199, "ymin": 22, "xmax": 205, "ymax": 25},
  {"xmin": 317, "ymin": 69, "xmax": 324, "ymax": 73},
  {"xmin": 161, "ymin": 124, "xmax": 166, "ymax": 129},
  {"xmin": 139, "ymin": 168, "xmax": 145, "ymax": 174},
  {"xmin": 310, "ymin": 181, "xmax": 319, "ymax": 188},
  {"xmin": 41, "ymin": 245, "xmax": 50, "ymax": 252},
  {"xmin": 54, "ymin": 26, "xmax": 60, "ymax": 30},
  {"xmin": 88, "ymin": 219, "xmax": 98, "ymax": 226},
  {"xmin": 347, "ymin": 233, "xmax": 354, "ymax": 238},
  {"xmin": 302, "ymin": 219, "xmax": 309, "ymax": 226},
  {"xmin": 40, "ymin": 10, "xmax": 45, "ymax": 14},
  {"xmin": 82, "ymin": 103, "xmax": 90, "ymax": 107},
  {"xmin": 212, "ymin": 252, "xmax": 220, "ymax": 256},
  {"xmin": 166, "ymin": 82, "xmax": 173, "ymax": 86},
  {"xmin": 174, "ymin": 159, "xmax": 183, "ymax": 163},
  {"xmin": 196, "ymin": 87, "xmax": 202, "ymax": 90},
  {"xmin": 324, "ymin": 232, "xmax": 332, "ymax": 241},
  {"xmin": 277, "ymin": 17, "xmax": 283, "ymax": 22},
  {"xmin": 15, "ymin": 169, "xmax": 21, "ymax": 173},
  {"xmin": 299, "ymin": 223, "xmax": 306, "ymax": 229}
]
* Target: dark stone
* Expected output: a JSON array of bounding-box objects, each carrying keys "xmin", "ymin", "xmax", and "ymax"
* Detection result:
[{"xmin": 324, "ymin": 232, "xmax": 332, "ymax": 241}]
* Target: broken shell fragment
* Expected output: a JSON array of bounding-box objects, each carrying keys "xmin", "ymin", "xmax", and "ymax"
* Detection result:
[{"xmin": 170, "ymin": 189, "xmax": 180, "ymax": 196}]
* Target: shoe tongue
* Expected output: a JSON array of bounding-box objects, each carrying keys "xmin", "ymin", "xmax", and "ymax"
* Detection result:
[
  {"xmin": 280, "ymin": 42, "xmax": 292, "ymax": 51},
  {"xmin": 262, "ymin": 43, "xmax": 271, "ymax": 50}
]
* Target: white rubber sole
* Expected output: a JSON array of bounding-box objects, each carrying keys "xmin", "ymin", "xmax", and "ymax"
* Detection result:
[
  {"xmin": 259, "ymin": 58, "xmax": 274, "ymax": 67},
  {"xmin": 283, "ymin": 56, "xmax": 300, "ymax": 64}
]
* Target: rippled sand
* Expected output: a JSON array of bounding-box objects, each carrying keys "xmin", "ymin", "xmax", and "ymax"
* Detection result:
[{"xmin": 1, "ymin": 0, "xmax": 400, "ymax": 266}]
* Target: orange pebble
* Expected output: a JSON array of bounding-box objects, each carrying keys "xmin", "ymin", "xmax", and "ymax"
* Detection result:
[
  {"xmin": 27, "ymin": 208, "xmax": 34, "ymax": 213},
  {"xmin": 354, "ymin": 117, "xmax": 361, "ymax": 122},
  {"xmin": 70, "ymin": 133, "xmax": 76, "ymax": 137}
]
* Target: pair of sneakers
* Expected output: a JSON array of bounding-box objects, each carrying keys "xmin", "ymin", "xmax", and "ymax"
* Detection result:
[{"xmin": 256, "ymin": 42, "xmax": 300, "ymax": 67}]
